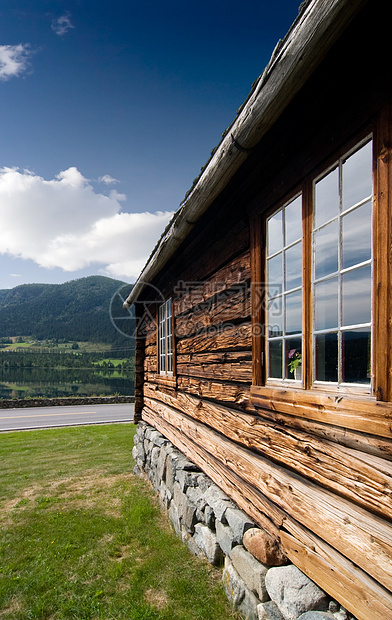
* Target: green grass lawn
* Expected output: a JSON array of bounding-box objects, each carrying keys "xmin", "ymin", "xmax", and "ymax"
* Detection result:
[{"xmin": 0, "ymin": 424, "xmax": 239, "ymax": 620}]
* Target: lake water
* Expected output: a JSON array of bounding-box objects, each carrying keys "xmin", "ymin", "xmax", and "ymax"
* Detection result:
[{"xmin": 0, "ymin": 366, "xmax": 134, "ymax": 400}]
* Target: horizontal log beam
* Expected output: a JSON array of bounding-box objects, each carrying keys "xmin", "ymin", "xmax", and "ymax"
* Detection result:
[
  {"xmin": 176, "ymin": 375, "xmax": 250, "ymax": 408},
  {"xmin": 175, "ymin": 290, "xmax": 251, "ymax": 338},
  {"xmin": 252, "ymin": 405, "xmax": 392, "ymax": 461},
  {"xmin": 143, "ymin": 397, "xmax": 392, "ymax": 592},
  {"xmin": 174, "ymin": 251, "xmax": 251, "ymax": 317},
  {"xmin": 143, "ymin": 386, "xmax": 392, "ymax": 519},
  {"xmin": 177, "ymin": 322, "xmax": 252, "ymax": 354},
  {"xmin": 280, "ymin": 527, "xmax": 392, "ymax": 620},
  {"xmin": 142, "ymin": 405, "xmax": 283, "ymax": 537},
  {"xmin": 142, "ymin": 405, "xmax": 392, "ymax": 620},
  {"xmin": 251, "ymin": 385, "xmax": 392, "ymax": 439}
]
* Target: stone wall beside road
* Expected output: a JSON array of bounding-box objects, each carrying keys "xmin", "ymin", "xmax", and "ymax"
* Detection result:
[{"xmin": 0, "ymin": 395, "xmax": 134, "ymax": 409}]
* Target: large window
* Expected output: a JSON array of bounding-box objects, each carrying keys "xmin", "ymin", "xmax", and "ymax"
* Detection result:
[
  {"xmin": 313, "ymin": 141, "xmax": 372, "ymax": 385},
  {"xmin": 265, "ymin": 138, "xmax": 373, "ymax": 391},
  {"xmin": 159, "ymin": 298, "xmax": 173, "ymax": 375}
]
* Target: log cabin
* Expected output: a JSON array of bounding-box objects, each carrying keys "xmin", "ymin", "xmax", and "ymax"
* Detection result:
[{"xmin": 123, "ymin": 0, "xmax": 392, "ymax": 617}]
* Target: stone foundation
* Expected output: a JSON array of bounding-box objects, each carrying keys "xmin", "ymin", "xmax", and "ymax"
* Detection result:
[{"xmin": 133, "ymin": 421, "xmax": 357, "ymax": 620}]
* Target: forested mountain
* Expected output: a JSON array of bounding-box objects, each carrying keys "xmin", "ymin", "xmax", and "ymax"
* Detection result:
[{"xmin": 0, "ymin": 276, "xmax": 133, "ymax": 346}]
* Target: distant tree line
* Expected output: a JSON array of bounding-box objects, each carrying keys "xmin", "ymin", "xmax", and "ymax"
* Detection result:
[{"xmin": 0, "ymin": 350, "xmax": 135, "ymax": 373}]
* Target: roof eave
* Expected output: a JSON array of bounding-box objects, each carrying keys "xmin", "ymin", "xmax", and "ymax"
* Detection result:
[{"xmin": 124, "ymin": 0, "xmax": 367, "ymax": 309}]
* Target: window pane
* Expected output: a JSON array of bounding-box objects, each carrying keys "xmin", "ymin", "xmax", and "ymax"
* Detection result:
[
  {"xmin": 268, "ymin": 298, "xmax": 283, "ymax": 337},
  {"xmin": 268, "ymin": 210, "xmax": 283, "ymax": 256},
  {"xmin": 159, "ymin": 306, "xmax": 166, "ymax": 373},
  {"xmin": 315, "ymin": 167, "xmax": 339, "ymax": 229},
  {"xmin": 267, "ymin": 254, "xmax": 283, "ymax": 292},
  {"xmin": 312, "ymin": 139, "xmax": 372, "ymax": 387},
  {"xmin": 342, "ymin": 265, "xmax": 371, "ymax": 327},
  {"xmin": 285, "ymin": 196, "xmax": 302, "ymax": 246},
  {"xmin": 314, "ymin": 220, "xmax": 339, "ymax": 280},
  {"xmin": 314, "ymin": 277, "xmax": 338, "ymax": 330},
  {"xmin": 342, "ymin": 201, "xmax": 372, "ymax": 270},
  {"xmin": 315, "ymin": 333, "xmax": 338, "ymax": 382},
  {"xmin": 269, "ymin": 340, "xmax": 282, "ymax": 378},
  {"xmin": 285, "ymin": 242, "xmax": 302, "ymax": 291},
  {"xmin": 342, "ymin": 329, "xmax": 370, "ymax": 384},
  {"xmin": 342, "ymin": 141, "xmax": 372, "ymax": 210},
  {"xmin": 286, "ymin": 338, "xmax": 302, "ymax": 380},
  {"xmin": 286, "ymin": 290, "xmax": 302, "ymax": 335}
]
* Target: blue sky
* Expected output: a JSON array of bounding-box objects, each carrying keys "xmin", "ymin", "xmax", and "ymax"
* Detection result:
[{"xmin": 0, "ymin": 0, "xmax": 300, "ymax": 289}]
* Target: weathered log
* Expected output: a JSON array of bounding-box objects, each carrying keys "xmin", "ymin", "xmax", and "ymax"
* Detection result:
[
  {"xmin": 175, "ymin": 289, "xmax": 251, "ymax": 338},
  {"xmin": 252, "ymin": 405, "xmax": 392, "ymax": 461},
  {"xmin": 142, "ymin": 397, "xmax": 392, "ymax": 593},
  {"xmin": 176, "ymin": 375, "xmax": 250, "ymax": 408},
  {"xmin": 142, "ymin": 405, "xmax": 392, "ymax": 620},
  {"xmin": 176, "ymin": 361, "xmax": 251, "ymax": 383},
  {"xmin": 251, "ymin": 385, "xmax": 392, "ymax": 439},
  {"xmin": 280, "ymin": 527, "xmax": 392, "ymax": 620},
  {"xmin": 174, "ymin": 251, "xmax": 251, "ymax": 317},
  {"xmin": 142, "ymin": 405, "xmax": 283, "ymax": 535},
  {"xmin": 143, "ymin": 386, "xmax": 392, "ymax": 519},
  {"xmin": 176, "ymin": 321, "xmax": 252, "ymax": 354}
]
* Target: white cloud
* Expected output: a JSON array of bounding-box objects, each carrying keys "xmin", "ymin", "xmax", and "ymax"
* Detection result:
[
  {"xmin": 99, "ymin": 174, "xmax": 120, "ymax": 185},
  {"xmin": 0, "ymin": 44, "xmax": 32, "ymax": 81},
  {"xmin": 0, "ymin": 166, "xmax": 173, "ymax": 280},
  {"xmin": 51, "ymin": 13, "xmax": 74, "ymax": 36}
]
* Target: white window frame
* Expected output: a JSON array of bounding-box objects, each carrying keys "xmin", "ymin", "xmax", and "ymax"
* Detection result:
[
  {"xmin": 158, "ymin": 298, "xmax": 173, "ymax": 375},
  {"xmin": 312, "ymin": 137, "xmax": 373, "ymax": 391},
  {"xmin": 263, "ymin": 136, "xmax": 373, "ymax": 394}
]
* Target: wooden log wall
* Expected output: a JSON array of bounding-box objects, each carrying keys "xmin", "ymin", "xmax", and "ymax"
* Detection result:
[
  {"xmin": 138, "ymin": 231, "xmax": 392, "ymax": 620},
  {"xmin": 135, "ymin": 9, "xmax": 392, "ymax": 615}
]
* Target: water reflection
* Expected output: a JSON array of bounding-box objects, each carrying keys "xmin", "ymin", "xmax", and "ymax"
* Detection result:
[{"xmin": 0, "ymin": 366, "xmax": 134, "ymax": 400}]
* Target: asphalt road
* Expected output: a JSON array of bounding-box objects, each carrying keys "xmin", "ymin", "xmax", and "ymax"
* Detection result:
[{"xmin": 0, "ymin": 402, "xmax": 134, "ymax": 432}]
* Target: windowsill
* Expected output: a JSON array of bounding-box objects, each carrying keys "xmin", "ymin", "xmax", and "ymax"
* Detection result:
[
  {"xmin": 250, "ymin": 384, "xmax": 391, "ymax": 438},
  {"xmin": 265, "ymin": 378, "xmax": 372, "ymax": 397}
]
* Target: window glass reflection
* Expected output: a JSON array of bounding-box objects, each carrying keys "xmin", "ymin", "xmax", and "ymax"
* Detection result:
[
  {"xmin": 285, "ymin": 242, "xmax": 302, "ymax": 291},
  {"xmin": 315, "ymin": 333, "xmax": 338, "ymax": 382},
  {"xmin": 342, "ymin": 201, "xmax": 371, "ymax": 270},
  {"xmin": 269, "ymin": 340, "xmax": 283, "ymax": 378},
  {"xmin": 286, "ymin": 291, "xmax": 302, "ymax": 335},
  {"xmin": 342, "ymin": 265, "xmax": 371, "ymax": 327},
  {"xmin": 314, "ymin": 278, "xmax": 338, "ymax": 331},
  {"xmin": 314, "ymin": 220, "xmax": 339, "ymax": 280},
  {"xmin": 342, "ymin": 329, "xmax": 371, "ymax": 384},
  {"xmin": 285, "ymin": 195, "xmax": 302, "ymax": 246},
  {"xmin": 342, "ymin": 141, "xmax": 372, "ymax": 210},
  {"xmin": 267, "ymin": 254, "xmax": 283, "ymax": 293},
  {"xmin": 315, "ymin": 167, "xmax": 339, "ymax": 229},
  {"xmin": 268, "ymin": 210, "xmax": 283, "ymax": 256},
  {"xmin": 268, "ymin": 300, "xmax": 283, "ymax": 337}
]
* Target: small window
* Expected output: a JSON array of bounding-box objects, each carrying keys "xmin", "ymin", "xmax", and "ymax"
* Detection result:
[
  {"xmin": 159, "ymin": 298, "xmax": 173, "ymax": 375},
  {"xmin": 266, "ymin": 194, "xmax": 303, "ymax": 381}
]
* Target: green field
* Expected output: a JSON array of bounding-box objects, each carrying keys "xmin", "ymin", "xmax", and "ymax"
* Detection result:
[
  {"xmin": 1, "ymin": 338, "xmax": 114, "ymax": 354},
  {"xmin": 0, "ymin": 424, "xmax": 239, "ymax": 620}
]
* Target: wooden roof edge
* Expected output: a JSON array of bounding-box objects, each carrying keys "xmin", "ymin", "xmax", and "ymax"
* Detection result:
[{"xmin": 123, "ymin": 0, "xmax": 368, "ymax": 309}]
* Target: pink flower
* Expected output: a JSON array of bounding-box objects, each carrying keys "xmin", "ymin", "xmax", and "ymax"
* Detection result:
[{"xmin": 288, "ymin": 349, "xmax": 296, "ymax": 359}]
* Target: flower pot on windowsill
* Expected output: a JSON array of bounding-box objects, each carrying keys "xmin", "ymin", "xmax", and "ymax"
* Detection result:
[{"xmin": 294, "ymin": 365, "xmax": 302, "ymax": 381}]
